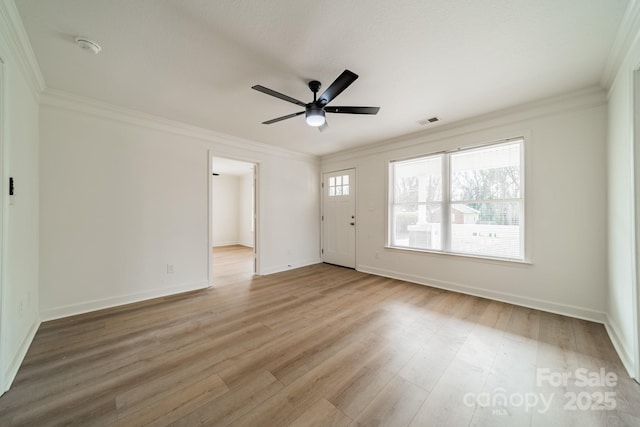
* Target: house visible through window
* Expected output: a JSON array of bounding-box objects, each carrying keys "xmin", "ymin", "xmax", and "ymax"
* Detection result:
[
  {"xmin": 389, "ymin": 138, "xmax": 524, "ymax": 260},
  {"xmin": 328, "ymin": 174, "xmax": 350, "ymax": 196}
]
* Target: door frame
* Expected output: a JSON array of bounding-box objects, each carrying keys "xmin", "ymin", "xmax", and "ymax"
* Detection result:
[
  {"xmin": 634, "ymin": 68, "xmax": 640, "ymax": 381},
  {"xmin": 207, "ymin": 151, "xmax": 261, "ymax": 284},
  {"xmin": 0, "ymin": 57, "xmax": 5, "ymax": 393},
  {"xmin": 321, "ymin": 167, "xmax": 357, "ymax": 268}
]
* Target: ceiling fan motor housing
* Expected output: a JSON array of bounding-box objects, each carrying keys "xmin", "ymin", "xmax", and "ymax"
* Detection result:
[{"xmin": 305, "ymin": 104, "xmax": 325, "ymax": 127}]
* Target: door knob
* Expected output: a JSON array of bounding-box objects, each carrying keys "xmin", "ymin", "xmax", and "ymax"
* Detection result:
[{"xmin": 349, "ymin": 222, "xmax": 355, "ymax": 226}]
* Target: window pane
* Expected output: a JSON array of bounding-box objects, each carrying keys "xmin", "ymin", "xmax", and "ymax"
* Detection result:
[
  {"xmin": 450, "ymin": 202, "xmax": 522, "ymax": 259},
  {"xmin": 394, "ymin": 156, "xmax": 442, "ymax": 203},
  {"xmin": 343, "ymin": 185, "xmax": 349, "ymax": 195},
  {"xmin": 451, "ymin": 143, "xmax": 521, "ymax": 201},
  {"xmin": 336, "ymin": 176, "xmax": 342, "ymax": 186},
  {"xmin": 391, "ymin": 204, "xmax": 442, "ymax": 250},
  {"xmin": 335, "ymin": 186, "xmax": 342, "ymax": 196},
  {"xmin": 329, "ymin": 187, "xmax": 335, "ymax": 196},
  {"xmin": 389, "ymin": 139, "xmax": 523, "ymax": 260},
  {"xmin": 343, "ymin": 175, "xmax": 349, "ymax": 184}
]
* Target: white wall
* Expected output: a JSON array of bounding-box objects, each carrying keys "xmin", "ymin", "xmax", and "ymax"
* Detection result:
[
  {"xmin": 211, "ymin": 172, "xmax": 253, "ymax": 247},
  {"xmin": 322, "ymin": 87, "xmax": 608, "ymax": 322},
  {"xmin": 239, "ymin": 172, "xmax": 254, "ymax": 247},
  {"xmin": 39, "ymin": 90, "xmax": 320, "ymax": 320},
  {"xmin": 0, "ymin": 0, "xmax": 42, "ymax": 393},
  {"xmin": 605, "ymin": 3, "xmax": 640, "ymax": 378},
  {"xmin": 211, "ymin": 174, "xmax": 241, "ymax": 246}
]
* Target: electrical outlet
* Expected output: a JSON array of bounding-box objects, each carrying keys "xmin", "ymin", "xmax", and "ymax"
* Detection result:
[{"xmin": 167, "ymin": 264, "xmax": 175, "ymax": 274}]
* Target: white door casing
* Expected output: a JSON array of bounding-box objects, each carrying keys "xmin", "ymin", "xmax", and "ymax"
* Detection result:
[
  {"xmin": 322, "ymin": 169, "xmax": 356, "ymax": 268},
  {"xmin": 0, "ymin": 58, "xmax": 5, "ymax": 393},
  {"xmin": 208, "ymin": 153, "xmax": 260, "ymax": 283},
  {"xmin": 634, "ymin": 69, "xmax": 640, "ymax": 381}
]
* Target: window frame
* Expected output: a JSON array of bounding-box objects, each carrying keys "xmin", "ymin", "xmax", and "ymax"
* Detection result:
[
  {"xmin": 387, "ymin": 138, "xmax": 526, "ymax": 262},
  {"xmin": 328, "ymin": 173, "xmax": 350, "ymax": 197}
]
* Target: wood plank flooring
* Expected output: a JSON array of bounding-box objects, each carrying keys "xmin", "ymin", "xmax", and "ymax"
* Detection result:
[{"xmin": 1, "ymin": 245, "xmax": 639, "ymax": 426}]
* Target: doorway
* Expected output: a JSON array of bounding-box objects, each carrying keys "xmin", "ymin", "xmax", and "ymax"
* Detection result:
[
  {"xmin": 322, "ymin": 168, "xmax": 356, "ymax": 268},
  {"xmin": 209, "ymin": 155, "xmax": 258, "ymax": 284}
]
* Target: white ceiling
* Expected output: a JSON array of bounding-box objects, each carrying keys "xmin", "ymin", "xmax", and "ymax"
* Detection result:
[{"xmin": 16, "ymin": 0, "xmax": 629, "ymax": 156}]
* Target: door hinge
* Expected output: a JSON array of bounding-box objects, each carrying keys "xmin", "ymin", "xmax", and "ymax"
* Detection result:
[
  {"xmin": 321, "ymin": 249, "xmax": 324, "ymax": 254},
  {"xmin": 321, "ymin": 182, "xmax": 324, "ymax": 189},
  {"xmin": 321, "ymin": 215, "xmax": 324, "ymax": 221}
]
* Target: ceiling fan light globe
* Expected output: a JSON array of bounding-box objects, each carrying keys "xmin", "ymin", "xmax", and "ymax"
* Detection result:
[{"xmin": 305, "ymin": 109, "xmax": 326, "ymax": 127}]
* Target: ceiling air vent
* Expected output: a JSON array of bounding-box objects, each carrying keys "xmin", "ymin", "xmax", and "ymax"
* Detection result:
[{"xmin": 418, "ymin": 116, "xmax": 440, "ymax": 126}]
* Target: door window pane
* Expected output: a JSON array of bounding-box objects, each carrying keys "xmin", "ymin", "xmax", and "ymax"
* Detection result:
[{"xmin": 327, "ymin": 173, "xmax": 352, "ymax": 197}]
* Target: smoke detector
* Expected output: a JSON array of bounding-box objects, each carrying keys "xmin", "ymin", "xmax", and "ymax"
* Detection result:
[{"xmin": 75, "ymin": 37, "xmax": 101, "ymax": 54}]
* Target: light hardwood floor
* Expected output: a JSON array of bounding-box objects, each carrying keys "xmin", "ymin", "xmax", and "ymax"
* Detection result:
[
  {"xmin": 1, "ymin": 246, "xmax": 639, "ymax": 426},
  {"xmin": 212, "ymin": 245, "xmax": 254, "ymax": 282}
]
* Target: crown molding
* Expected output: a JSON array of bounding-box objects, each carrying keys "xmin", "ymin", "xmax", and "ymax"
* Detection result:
[
  {"xmin": 40, "ymin": 88, "xmax": 319, "ymax": 164},
  {"xmin": 322, "ymin": 85, "xmax": 606, "ymax": 163},
  {"xmin": 0, "ymin": 0, "xmax": 45, "ymax": 99},
  {"xmin": 601, "ymin": 0, "xmax": 640, "ymax": 88}
]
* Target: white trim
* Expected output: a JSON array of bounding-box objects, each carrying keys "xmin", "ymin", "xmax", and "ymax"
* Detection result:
[
  {"xmin": 3, "ymin": 318, "xmax": 39, "ymax": 393},
  {"xmin": 253, "ymin": 163, "xmax": 261, "ymax": 275},
  {"xmin": 321, "ymin": 86, "xmax": 606, "ymax": 163},
  {"xmin": 40, "ymin": 89, "xmax": 318, "ymax": 165},
  {"xmin": 442, "ymin": 153, "xmax": 451, "ymax": 253},
  {"xmin": 601, "ymin": 0, "xmax": 640, "ymax": 88},
  {"xmin": 605, "ymin": 315, "xmax": 636, "ymax": 378},
  {"xmin": 207, "ymin": 150, "xmax": 213, "ymax": 285},
  {"xmin": 260, "ymin": 258, "xmax": 322, "ymax": 276},
  {"xmin": 357, "ymin": 264, "xmax": 606, "ymax": 324},
  {"xmin": 387, "ymin": 139, "xmax": 525, "ymax": 262},
  {"xmin": 208, "ymin": 154, "xmax": 261, "ymax": 280},
  {"xmin": 212, "ymin": 241, "xmax": 246, "ymax": 247},
  {"xmin": 40, "ymin": 280, "xmax": 210, "ymax": 322},
  {"xmin": 0, "ymin": 0, "xmax": 45, "ymax": 99},
  {"xmin": 0, "ymin": 56, "xmax": 4, "ymax": 395},
  {"xmin": 633, "ymin": 69, "xmax": 640, "ymax": 380}
]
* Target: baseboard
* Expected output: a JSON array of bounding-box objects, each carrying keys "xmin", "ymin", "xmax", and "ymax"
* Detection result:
[
  {"xmin": 212, "ymin": 241, "xmax": 241, "ymax": 247},
  {"xmin": 213, "ymin": 242, "xmax": 253, "ymax": 249},
  {"xmin": 260, "ymin": 258, "xmax": 322, "ymax": 276},
  {"xmin": 3, "ymin": 318, "xmax": 40, "ymax": 393},
  {"xmin": 604, "ymin": 315, "xmax": 637, "ymax": 379},
  {"xmin": 357, "ymin": 265, "xmax": 606, "ymax": 323},
  {"xmin": 40, "ymin": 280, "xmax": 210, "ymax": 321}
]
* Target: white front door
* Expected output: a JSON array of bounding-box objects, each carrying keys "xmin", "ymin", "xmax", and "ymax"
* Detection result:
[{"xmin": 322, "ymin": 169, "xmax": 356, "ymax": 268}]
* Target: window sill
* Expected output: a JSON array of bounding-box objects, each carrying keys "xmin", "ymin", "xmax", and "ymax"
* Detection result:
[{"xmin": 384, "ymin": 245, "xmax": 533, "ymax": 266}]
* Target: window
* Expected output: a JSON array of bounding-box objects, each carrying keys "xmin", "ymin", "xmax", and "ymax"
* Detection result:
[
  {"xmin": 389, "ymin": 139, "xmax": 524, "ymax": 260},
  {"xmin": 328, "ymin": 174, "xmax": 350, "ymax": 197}
]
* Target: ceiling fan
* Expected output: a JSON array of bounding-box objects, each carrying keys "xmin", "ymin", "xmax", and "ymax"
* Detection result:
[{"xmin": 252, "ymin": 70, "xmax": 380, "ymax": 131}]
